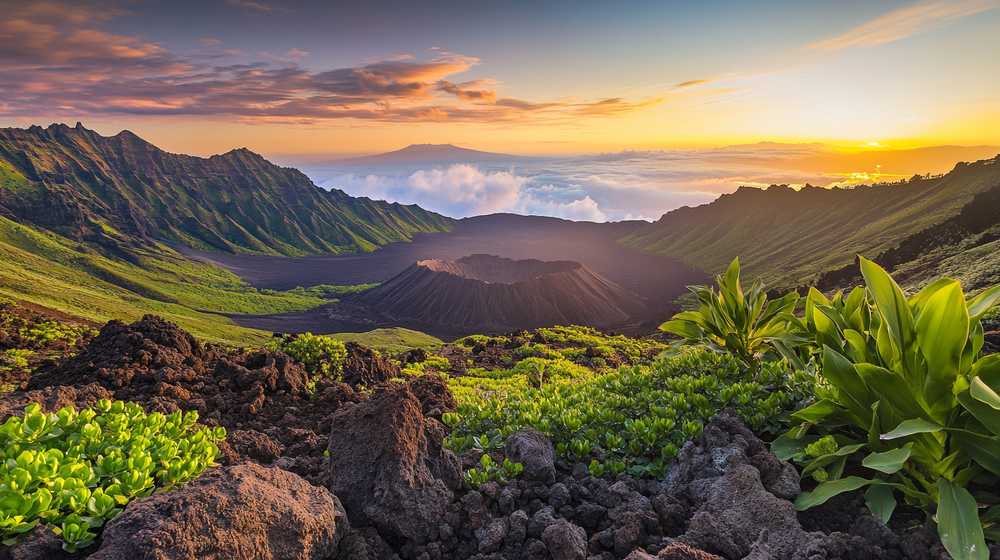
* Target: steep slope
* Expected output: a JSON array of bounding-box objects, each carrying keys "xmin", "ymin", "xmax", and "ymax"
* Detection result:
[
  {"xmin": 0, "ymin": 123, "xmax": 453, "ymax": 256},
  {"xmin": 358, "ymin": 254, "xmax": 649, "ymax": 331},
  {"xmin": 816, "ymin": 183, "xmax": 1000, "ymax": 293},
  {"xmin": 623, "ymin": 155, "xmax": 1000, "ymax": 289},
  {"xmin": 0, "ymin": 215, "xmax": 327, "ymax": 344}
]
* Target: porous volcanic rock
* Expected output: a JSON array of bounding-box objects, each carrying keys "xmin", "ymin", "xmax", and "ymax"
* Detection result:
[
  {"xmin": 505, "ymin": 429, "xmax": 556, "ymax": 482},
  {"xmin": 357, "ymin": 254, "xmax": 649, "ymax": 332},
  {"xmin": 665, "ymin": 413, "xmax": 882, "ymax": 559},
  {"xmin": 326, "ymin": 381, "xmax": 462, "ymax": 544},
  {"xmin": 342, "ymin": 341, "xmax": 399, "ymax": 386},
  {"xmin": 89, "ymin": 463, "xmax": 345, "ymax": 560},
  {"xmin": 20, "ymin": 315, "xmax": 362, "ymax": 483}
]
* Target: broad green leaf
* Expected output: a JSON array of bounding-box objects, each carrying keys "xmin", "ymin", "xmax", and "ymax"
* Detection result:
[
  {"xmin": 659, "ymin": 319, "xmax": 702, "ymax": 339},
  {"xmin": 881, "ymin": 418, "xmax": 943, "ymax": 440},
  {"xmin": 771, "ymin": 433, "xmax": 814, "ymax": 461},
  {"xmin": 802, "ymin": 443, "xmax": 866, "ymax": 476},
  {"xmin": 855, "ymin": 364, "xmax": 924, "ymax": 422},
  {"xmin": 972, "ymin": 355, "xmax": 1000, "ymax": 388},
  {"xmin": 860, "ymin": 257, "xmax": 915, "ymax": 362},
  {"xmin": 951, "ymin": 430, "xmax": 1000, "ymax": 477},
  {"xmin": 791, "ymin": 399, "xmax": 841, "ymax": 424},
  {"xmin": 864, "ymin": 484, "xmax": 897, "ymax": 524},
  {"xmin": 936, "ymin": 479, "xmax": 988, "ymax": 560},
  {"xmin": 967, "ymin": 284, "xmax": 1000, "ymax": 320},
  {"xmin": 914, "ymin": 280, "xmax": 968, "ymax": 419},
  {"xmin": 970, "ymin": 377, "xmax": 1000, "ymax": 410},
  {"xmin": 911, "ymin": 277, "xmax": 954, "ymax": 307},
  {"xmin": 862, "ymin": 445, "xmax": 912, "ymax": 474},
  {"xmin": 957, "ymin": 390, "xmax": 1000, "ymax": 437},
  {"xmin": 821, "ymin": 346, "xmax": 872, "ymax": 424},
  {"xmin": 794, "ymin": 476, "xmax": 873, "ymax": 510}
]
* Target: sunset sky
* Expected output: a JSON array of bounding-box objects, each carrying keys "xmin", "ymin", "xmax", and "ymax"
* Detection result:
[{"xmin": 1, "ymin": 0, "xmax": 998, "ymax": 160}]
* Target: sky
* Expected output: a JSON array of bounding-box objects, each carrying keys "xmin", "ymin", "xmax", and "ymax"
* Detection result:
[{"xmin": 1, "ymin": 0, "xmax": 999, "ymax": 220}]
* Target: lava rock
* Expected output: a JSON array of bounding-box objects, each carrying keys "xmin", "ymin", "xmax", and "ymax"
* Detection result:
[
  {"xmin": 89, "ymin": 463, "xmax": 343, "ymax": 560},
  {"xmin": 505, "ymin": 429, "xmax": 556, "ymax": 483},
  {"xmin": 541, "ymin": 519, "xmax": 587, "ymax": 560},
  {"xmin": 326, "ymin": 381, "xmax": 460, "ymax": 543}
]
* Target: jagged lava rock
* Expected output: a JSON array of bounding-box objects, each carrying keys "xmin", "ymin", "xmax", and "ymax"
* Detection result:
[
  {"xmin": 326, "ymin": 380, "xmax": 461, "ymax": 544},
  {"xmin": 505, "ymin": 429, "xmax": 557, "ymax": 483},
  {"xmin": 89, "ymin": 463, "xmax": 344, "ymax": 560}
]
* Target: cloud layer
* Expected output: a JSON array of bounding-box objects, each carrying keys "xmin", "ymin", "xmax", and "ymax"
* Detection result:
[
  {"xmin": 296, "ymin": 143, "xmax": 999, "ymax": 222},
  {"xmin": 0, "ymin": 1, "xmax": 661, "ymax": 123}
]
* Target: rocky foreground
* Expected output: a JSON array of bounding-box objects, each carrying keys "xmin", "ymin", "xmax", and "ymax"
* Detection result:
[{"xmin": 0, "ymin": 316, "xmax": 989, "ymax": 560}]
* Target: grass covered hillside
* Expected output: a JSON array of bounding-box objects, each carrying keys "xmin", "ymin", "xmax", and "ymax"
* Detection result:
[
  {"xmin": 0, "ymin": 123, "xmax": 453, "ymax": 256},
  {"xmin": 622, "ymin": 155, "xmax": 1000, "ymax": 290},
  {"xmin": 0, "ymin": 216, "xmax": 335, "ymax": 344}
]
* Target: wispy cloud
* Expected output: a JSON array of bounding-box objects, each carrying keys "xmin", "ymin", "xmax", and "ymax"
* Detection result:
[
  {"xmin": 673, "ymin": 79, "xmax": 711, "ymax": 89},
  {"xmin": 225, "ymin": 0, "xmax": 275, "ymax": 13},
  {"xmin": 808, "ymin": 0, "xmax": 998, "ymax": 52},
  {"xmin": 0, "ymin": 1, "xmax": 662, "ymax": 124}
]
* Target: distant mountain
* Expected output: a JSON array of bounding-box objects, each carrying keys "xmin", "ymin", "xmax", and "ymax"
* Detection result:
[
  {"xmin": 335, "ymin": 143, "xmax": 522, "ymax": 166},
  {"xmin": 622, "ymin": 155, "xmax": 1000, "ymax": 290},
  {"xmin": 0, "ymin": 123, "xmax": 453, "ymax": 256}
]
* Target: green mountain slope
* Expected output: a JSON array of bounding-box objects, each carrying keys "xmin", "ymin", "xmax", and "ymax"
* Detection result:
[
  {"xmin": 622, "ymin": 155, "xmax": 1000, "ymax": 290},
  {"xmin": 0, "ymin": 123, "xmax": 453, "ymax": 256},
  {"xmin": 0, "ymin": 215, "xmax": 330, "ymax": 345}
]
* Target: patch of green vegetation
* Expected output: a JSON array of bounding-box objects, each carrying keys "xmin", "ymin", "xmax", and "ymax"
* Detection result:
[
  {"xmin": 455, "ymin": 325, "xmax": 667, "ymax": 371},
  {"xmin": 445, "ymin": 347, "xmax": 814, "ymax": 478},
  {"xmin": 286, "ymin": 283, "xmax": 378, "ymax": 299},
  {"xmin": 330, "ymin": 328, "xmax": 444, "ymax": 354},
  {"xmin": 0, "ymin": 160, "xmax": 29, "ymax": 191},
  {"xmin": 0, "ymin": 217, "xmax": 329, "ymax": 345},
  {"xmin": 268, "ymin": 332, "xmax": 347, "ymax": 379},
  {"xmin": 0, "ymin": 400, "xmax": 224, "ymax": 552},
  {"xmin": 661, "ymin": 256, "xmax": 1000, "ymax": 555}
]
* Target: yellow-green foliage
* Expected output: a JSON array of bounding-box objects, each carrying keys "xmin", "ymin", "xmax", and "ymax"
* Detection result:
[
  {"xmin": 660, "ymin": 257, "xmax": 799, "ymax": 366},
  {"xmin": 447, "ymin": 347, "xmax": 813, "ymax": 478},
  {"xmin": 0, "ymin": 217, "xmax": 331, "ymax": 345},
  {"xmin": 271, "ymin": 333, "xmax": 348, "ymax": 379},
  {"xmin": 0, "ymin": 400, "xmax": 224, "ymax": 552}
]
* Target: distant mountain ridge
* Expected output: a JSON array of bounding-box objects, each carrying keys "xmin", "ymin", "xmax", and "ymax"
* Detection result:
[
  {"xmin": 623, "ymin": 154, "xmax": 1000, "ymax": 290},
  {"xmin": 335, "ymin": 143, "xmax": 522, "ymax": 166},
  {"xmin": 0, "ymin": 123, "xmax": 453, "ymax": 256}
]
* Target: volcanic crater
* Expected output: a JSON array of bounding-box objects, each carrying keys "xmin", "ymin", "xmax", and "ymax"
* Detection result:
[{"xmin": 356, "ymin": 254, "xmax": 650, "ymax": 333}]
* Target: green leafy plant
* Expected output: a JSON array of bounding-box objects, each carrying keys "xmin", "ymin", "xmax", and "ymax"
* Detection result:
[
  {"xmin": 448, "ymin": 347, "xmax": 813, "ymax": 479},
  {"xmin": 0, "ymin": 400, "xmax": 225, "ymax": 551},
  {"xmin": 779, "ymin": 258, "xmax": 1000, "ymax": 559},
  {"xmin": 272, "ymin": 332, "xmax": 348, "ymax": 379},
  {"xmin": 660, "ymin": 257, "xmax": 800, "ymax": 367},
  {"xmin": 462, "ymin": 454, "xmax": 524, "ymax": 488}
]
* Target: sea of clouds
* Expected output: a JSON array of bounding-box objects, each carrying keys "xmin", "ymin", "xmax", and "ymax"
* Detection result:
[{"xmin": 293, "ymin": 145, "xmax": 896, "ymax": 222}]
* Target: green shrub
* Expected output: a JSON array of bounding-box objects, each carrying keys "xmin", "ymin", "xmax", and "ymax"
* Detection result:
[
  {"xmin": 0, "ymin": 349, "xmax": 33, "ymax": 373},
  {"xmin": 462, "ymin": 454, "xmax": 524, "ymax": 488},
  {"xmin": 778, "ymin": 258, "xmax": 1000, "ymax": 559},
  {"xmin": 272, "ymin": 333, "xmax": 348, "ymax": 379},
  {"xmin": 0, "ymin": 400, "xmax": 224, "ymax": 552},
  {"xmin": 447, "ymin": 347, "xmax": 812, "ymax": 478},
  {"xmin": 660, "ymin": 257, "xmax": 799, "ymax": 367}
]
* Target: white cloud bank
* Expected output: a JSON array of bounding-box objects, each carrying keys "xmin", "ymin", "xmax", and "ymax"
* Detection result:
[{"xmin": 295, "ymin": 143, "xmax": 999, "ymax": 222}]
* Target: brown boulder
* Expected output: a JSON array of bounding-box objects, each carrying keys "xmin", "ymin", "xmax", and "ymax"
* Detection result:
[
  {"xmin": 89, "ymin": 463, "xmax": 344, "ymax": 560},
  {"xmin": 341, "ymin": 342, "xmax": 398, "ymax": 386},
  {"xmin": 326, "ymin": 381, "xmax": 460, "ymax": 543}
]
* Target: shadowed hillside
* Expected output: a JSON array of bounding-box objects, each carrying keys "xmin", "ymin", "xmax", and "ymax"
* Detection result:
[{"xmin": 623, "ymin": 155, "xmax": 1000, "ymax": 290}]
